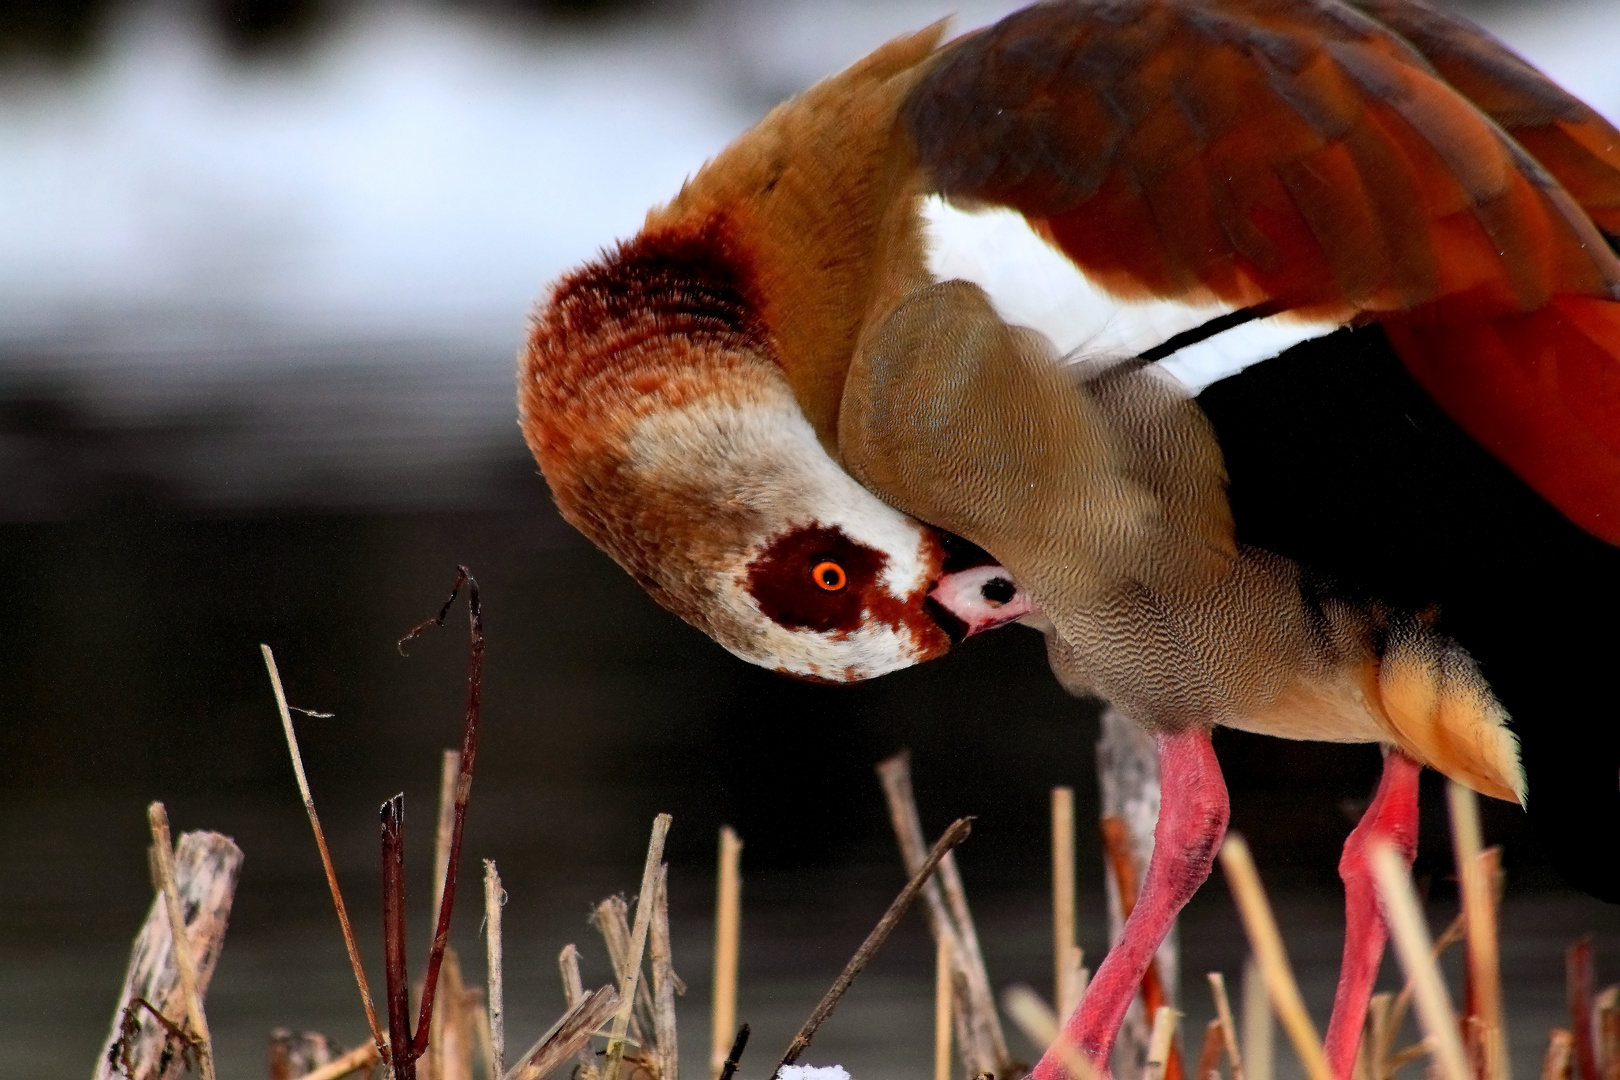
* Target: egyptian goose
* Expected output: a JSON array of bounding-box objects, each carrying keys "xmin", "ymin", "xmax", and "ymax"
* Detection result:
[{"xmin": 519, "ymin": 1, "xmax": 1620, "ymax": 1077}]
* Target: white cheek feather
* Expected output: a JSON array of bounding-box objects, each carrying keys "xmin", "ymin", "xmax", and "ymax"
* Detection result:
[
  {"xmin": 920, "ymin": 195, "xmax": 1341, "ymax": 392},
  {"xmin": 625, "ymin": 391, "xmax": 937, "ymax": 681}
]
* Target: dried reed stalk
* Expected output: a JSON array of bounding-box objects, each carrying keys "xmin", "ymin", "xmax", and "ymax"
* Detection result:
[
  {"xmin": 505, "ymin": 986, "xmax": 621, "ymax": 1080},
  {"xmin": 1361, "ymin": 993, "xmax": 1390, "ymax": 1080},
  {"xmin": 1195, "ymin": 1019, "xmax": 1224, "ymax": 1080},
  {"xmin": 876, "ymin": 753, "xmax": 1009, "ymax": 1077},
  {"xmin": 1240, "ymin": 958, "xmax": 1272, "ymax": 1080},
  {"xmin": 291, "ymin": 1042, "xmax": 383, "ymax": 1080},
  {"xmin": 711, "ymin": 827, "xmax": 743, "ymax": 1080},
  {"xmin": 429, "ymin": 750, "xmax": 463, "ymax": 1080},
  {"xmin": 379, "ymin": 566, "xmax": 488, "ymax": 1080},
  {"xmin": 773, "ymin": 816, "xmax": 974, "ymax": 1078},
  {"xmin": 1003, "ymin": 985, "xmax": 1102, "ymax": 1080},
  {"xmin": 1545, "ymin": 1030, "xmax": 1576, "ymax": 1080},
  {"xmin": 937, "ymin": 934, "xmax": 954, "ymax": 1080},
  {"xmin": 1218, "ymin": 836, "xmax": 1332, "ymax": 1080},
  {"xmin": 431, "ymin": 948, "xmax": 480, "ymax": 1080},
  {"xmin": 1369, "ymin": 840, "xmax": 1470, "ymax": 1080},
  {"xmin": 1146, "ymin": 1007, "xmax": 1181, "ymax": 1080},
  {"xmin": 559, "ymin": 945, "xmax": 596, "ymax": 1079},
  {"xmin": 650, "ymin": 864, "xmax": 682, "ymax": 1080},
  {"xmin": 263, "ymin": 644, "xmax": 389, "ymax": 1059},
  {"xmin": 485, "ymin": 860, "xmax": 506, "ymax": 1080},
  {"xmin": 146, "ymin": 803, "xmax": 218, "ymax": 1080},
  {"xmin": 602, "ymin": 813, "xmax": 673, "ymax": 1080},
  {"xmin": 1449, "ymin": 782, "xmax": 1508, "ymax": 1080},
  {"xmin": 1054, "ymin": 786, "xmax": 1079, "ymax": 1016},
  {"xmin": 97, "ymin": 830, "xmax": 242, "ymax": 1080},
  {"xmin": 594, "ymin": 895, "xmax": 654, "ymax": 1043},
  {"xmin": 1595, "ymin": 987, "xmax": 1620, "ymax": 1080},
  {"xmin": 1207, "ymin": 973, "xmax": 1243, "ymax": 1080}
]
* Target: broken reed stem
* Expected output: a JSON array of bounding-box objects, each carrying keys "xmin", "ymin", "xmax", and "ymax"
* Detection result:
[
  {"xmin": 1054, "ymin": 787, "xmax": 1078, "ymax": 1017},
  {"xmin": 936, "ymin": 934, "xmax": 953, "ymax": 1080},
  {"xmin": 484, "ymin": 860, "xmax": 506, "ymax": 1080},
  {"xmin": 1196, "ymin": 1019, "xmax": 1224, "ymax": 1080},
  {"xmin": 262, "ymin": 644, "xmax": 389, "ymax": 1061},
  {"xmin": 1208, "ymin": 972, "xmax": 1244, "ymax": 1080},
  {"xmin": 711, "ymin": 827, "xmax": 743, "ymax": 1080},
  {"xmin": 506, "ymin": 985, "xmax": 621, "ymax": 1080},
  {"xmin": 1596, "ymin": 988, "xmax": 1620, "ymax": 1080},
  {"xmin": 1449, "ymin": 782, "xmax": 1508, "ymax": 1080},
  {"xmin": 1240, "ymin": 957, "xmax": 1273, "ymax": 1080},
  {"xmin": 773, "ymin": 816, "xmax": 975, "ymax": 1079},
  {"xmin": 718, "ymin": 1025, "xmax": 751, "ymax": 1080},
  {"xmin": 1146, "ymin": 1007, "xmax": 1181, "ymax": 1080},
  {"xmin": 399, "ymin": 566, "xmax": 486, "ymax": 1062},
  {"xmin": 1003, "ymin": 985, "xmax": 1102, "ymax": 1080},
  {"xmin": 602, "ymin": 813, "xmax": 673, "ymax": 1080},
  {"xmin": 293, "ymin": 1042, "xmax": 384, "ymax": 1080},
  {"xmin": 1369, "ymin": 840, "xmax": 1471, "ymax": 1080},
  {"xmin": 650, "ymin": 864, "xmax": 681, "ymax": 1080},
  {"xmin": 1362, "ymin": 993, "xmax": 1390, "ymax": 1080},
  {"xmin": 1217, "ymin": 835, "xmax": 1332, "ymax": 1080},
  {"xmin": 428, "ymin": 749, "xmax": 462, "ymax": 1080},
  {"xmin": 1545, "ymin": 1030, "xmax": 1576, "ymax": 1080},
  {"xmin": 146, "ymin": 802, "xmax": 217, "ymax": 1080},
  {"xmin": 558, "ymin": 946, "xmax": 595, "ymax": 1078}
]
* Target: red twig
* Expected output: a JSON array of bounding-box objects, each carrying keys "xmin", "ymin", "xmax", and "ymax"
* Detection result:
[
  {"xmin": 1570, "ymin": 937, "xmax": 1599, "ymax": 1080},
  {"xmin": 375, "ymin": 566, "xmax": 486, "ymax": 1080},
  {"xmin": 381, "ymin": 793, "xmax": 417, "ymax": 1080},
  {"xmin": 398, "ymin": 566, "xmax": 484, "ymax": 1056}
]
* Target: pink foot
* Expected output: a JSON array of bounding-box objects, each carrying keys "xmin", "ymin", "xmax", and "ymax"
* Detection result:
[
  {"xmin": 1323, "ymin": 749, "xmax": 1422, "ymax": 1080},
  {"xmin": 1033, "ymin": 728, "xmax": 1229, "ymax": 1080}
]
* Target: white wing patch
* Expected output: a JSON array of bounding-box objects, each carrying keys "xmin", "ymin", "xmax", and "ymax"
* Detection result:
[{"xmin": 920, "ymin": 196, "xmax": 1342, "ymax": 392}]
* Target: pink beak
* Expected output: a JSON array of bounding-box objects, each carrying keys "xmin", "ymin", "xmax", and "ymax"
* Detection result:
[{"xmin": 927, "ymin": 563, "xmax": 1035, "ymax": 640}]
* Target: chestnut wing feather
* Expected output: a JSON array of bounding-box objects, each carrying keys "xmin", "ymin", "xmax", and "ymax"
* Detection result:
[{"xmin": 904, "ymin": 0, "xmax": 1620, "ymax": 544}]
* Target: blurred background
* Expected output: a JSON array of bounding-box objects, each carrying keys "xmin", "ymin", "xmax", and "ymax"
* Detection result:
[{"xmin": 2, "ymin": 1, "xmax": 1618, "ymax": 1077}]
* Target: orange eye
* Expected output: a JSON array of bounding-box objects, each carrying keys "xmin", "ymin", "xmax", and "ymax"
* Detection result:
[{"xmin": 812, "ymin": 561, "xmax": 847, "ymax": 591}]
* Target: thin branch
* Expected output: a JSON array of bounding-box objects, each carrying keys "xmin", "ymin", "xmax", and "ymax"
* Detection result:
[
  {"xmin": 718, "ymin": 1025, "xmax": 750, "ymax": 1080},
  {"xmin": 772, "ymin": 816, "xmax": 974, "ymax": 1078},
  {"xmin": 262, "ymin": 643, "xmax": 389, "ymax": 1060},
  {"xmin": 403, "ymin": 567, "xmax": 487, "ymax": 1056},
  {"xmin": 381, "ymin": 793, "xmax": 416, "ymax": 1080}
]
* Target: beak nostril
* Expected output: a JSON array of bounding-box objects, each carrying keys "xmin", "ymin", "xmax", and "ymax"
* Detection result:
[{"xmin": 981, "ymin": 577, "xmax": 1017, "ymax": 606}]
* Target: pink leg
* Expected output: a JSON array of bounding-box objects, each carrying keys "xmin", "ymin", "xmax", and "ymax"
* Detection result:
[
  {"xmin": 1323, "ymin": 749, "xmax": 1422, "ymax": 1080},
  {"xmin": 1034, "ymin": 728, "xmax": 1229, "ymax": 1080}
]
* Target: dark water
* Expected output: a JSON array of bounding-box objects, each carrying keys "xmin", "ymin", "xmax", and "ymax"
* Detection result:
[{"xmin": 2, "ymin": 499, "xmax": 1615, "ymax": 1078}]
